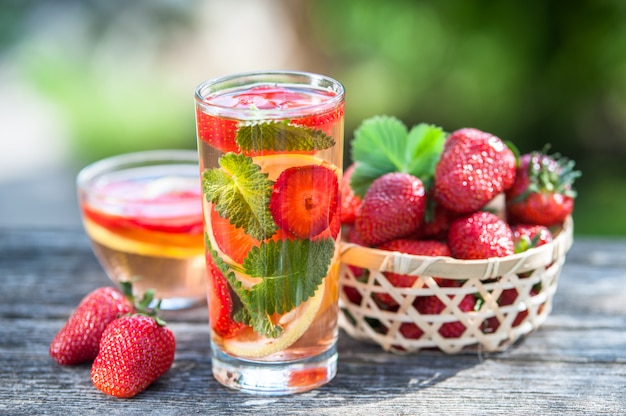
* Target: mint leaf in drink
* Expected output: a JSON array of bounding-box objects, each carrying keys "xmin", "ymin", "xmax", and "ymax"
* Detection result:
[
  {"xmin": 207, "ymin": 244, "xmax": 282, "ymax": 338},
  {"xmin": 237, "ymin": 121, "xmax": 335, "ymax": 152},
  {"xmin": 242, "ymin": 238, "xmax": 335, "ymax": 315},
  {"xmin": 202, "ymin": 153, "xmax": 278, "ymax": 240},
  {"xmin": 350, "ymin": 116, "xmax": 446, "ymax": 197},
  {"xmin": 208, "ymin": 237, "xmax": 335, "ymax": 338}
]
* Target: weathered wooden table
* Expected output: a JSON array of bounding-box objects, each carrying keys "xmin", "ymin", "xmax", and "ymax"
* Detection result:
[{"xmin": 1, "ymin": 227, "xmax": 624, "ymax": 415}]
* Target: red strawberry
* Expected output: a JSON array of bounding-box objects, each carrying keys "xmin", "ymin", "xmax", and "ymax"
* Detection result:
[
  {"xmin": 91, "ymin": 314, "xmax": 175, "ymax": 398},
  {"xmin": 206, "ymin": 254, "xmax": 245, "ymax": 338},
  {"xmin": 355, "ymin": 172, "xmax": 427, "ymax": 246},
  {"xmin": 373, "ymin": 239, "xmax": 451, "ymax": 309},
  {"xmin": 412, "ymin": 293, "xmax": 476, "ymax": 338},
  {"xmin": 269, "ymin": 164, "xmax": 339, "ymax": 239},
  {"xmin": 342, "ymin": 267, "xmax": 367, "ymax": 306},
  {"xmin": 434, "ymin": 128, "xmax": 517, "ymax": 214},
  {"xmin": 448, "ymin": 211, "xmax": 515, "ymax": 259},
  {"xmin": 196, "ymin": 109, "xmax": 240, "ymax": 153},
  {"xmin": 399, "ymin": 322, "xmax": 424, "ymax": 340},
  {"xmin": 483, "ymin": 286, "xmax": 541, "ymax": 332},
  {"xmin": 340, "ymin": 163, "xmax": 363, "ymax": 225},
  {"xmin": 413, "ymin": 200, "xmax": 458, "ymax": 240},
  {"xmin": 506, "ymin": 150, "xmax": 580, "ymax": 226},
  {"xmin": 81, "ymin": 190, "xmax": 203, "ymax": 235},
  {"xmin": 511, "ymin": 224, "xmax": 553, "ymax": 253},
  {"xmin": 49, "ymin": 286, "xmax": 135, "ymax": 366}
]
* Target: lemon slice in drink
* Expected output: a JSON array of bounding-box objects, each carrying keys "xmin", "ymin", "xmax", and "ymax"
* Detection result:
[
  {"xmin": 84, "ymin": 218, "xmax": 204, "ymax": 258},
  {"xmin": 221, "ymin": 278, "xmax": 326, "ymax": 359},
  {"xmin": 252, "ymin": 153, "xmax": 339, "ymax": 181}
]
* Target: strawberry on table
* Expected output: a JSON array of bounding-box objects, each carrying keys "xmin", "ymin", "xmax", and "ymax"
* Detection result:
[
  {"xmin": 49, "ymin": 286, "xmax": 135, "ymax": 366},
  {"xmin": 355, "ymin": 172, "xmax": 427, "ymax": 246},
  {"xmin": 269, "ymin": 164, "xmax": 339, "ymax": 239},
  {"xmin": 448, "ymin": 211, "xmax": 515, "ymax": 259},
  {"xmin": 434, "ymin": 128, "xmax": 517, "ymax": 214},
  {"xmin": 90, "ymin": 314, "xmax": 175, "ymax": 399},
  {"xmin": 506, "ymin": 150, "xmax": 580, "ymax": 226}
]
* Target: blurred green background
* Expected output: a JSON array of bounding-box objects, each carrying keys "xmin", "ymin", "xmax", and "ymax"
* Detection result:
[{"xmin": 1, "ymin": 0, "xmax": 624, "ymax": 236}]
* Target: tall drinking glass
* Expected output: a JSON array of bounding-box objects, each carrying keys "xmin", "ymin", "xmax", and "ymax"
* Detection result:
[
  {"xmin": 195, "ymin": 71, "xmax": 344, "ymax": 394},
  {"xmin": 77, "ymin": 150, "xmax": 206, "ymax": 310}
]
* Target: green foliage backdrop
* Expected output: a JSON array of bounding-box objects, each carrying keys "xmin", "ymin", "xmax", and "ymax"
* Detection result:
[{"xmin": 1, "ymin": 0, "xmax": 624, "ymax": 235}]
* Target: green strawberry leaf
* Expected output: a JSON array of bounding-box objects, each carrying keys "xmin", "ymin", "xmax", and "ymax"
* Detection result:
[
  {"xmin": 202, "ymin": 153, "xmax": 278, "ymax": 240},
  {"xmin": 350, "ymin": 115, "xmax": 446, "ymax": 197},
  {"xmin": 237, "ymin": 120, "xmax": 335, "ymax": 152}
]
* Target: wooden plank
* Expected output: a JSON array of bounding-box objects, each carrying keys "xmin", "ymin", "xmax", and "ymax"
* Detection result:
[{"xmin": 0, "ymin": 228, "xmax": 625, "ymax": 415}]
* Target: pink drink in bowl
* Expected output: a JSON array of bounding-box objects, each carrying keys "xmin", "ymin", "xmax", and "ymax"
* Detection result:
[
  {"xmin": 77, "ymin": 150, "xmax": 206, "ymax": 310},
  {"xmin": 195, "ymin": 71, "xmax": 344, "ymax": 394}
]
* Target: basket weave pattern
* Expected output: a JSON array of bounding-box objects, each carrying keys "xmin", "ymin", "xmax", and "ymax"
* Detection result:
[{"xmin": 338, "ymin": 217, "xmax": 574, "ymax": 354}]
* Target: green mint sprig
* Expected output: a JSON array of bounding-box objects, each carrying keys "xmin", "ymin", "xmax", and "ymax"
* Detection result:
[
  {"xmin": 208, "ymin": 245, "xmax": 282, "ymax": 338},
  {"xmin": 202, "ymin": 153, "xmax": 278, "ymax": 240},
  {"xmin": 207, "ymin": 237, "xmax": 335, "ymax": 339},
  {"xmin": 350, "ymin": 116, "xmax": 446, "ymax": 197},
  {"xmin": 236, "ymin": 120, "xmax": 335, "ymax": 152},
  {"xmin": 242, "ymin": 238, "xmax": 334, "ymax": 315}
]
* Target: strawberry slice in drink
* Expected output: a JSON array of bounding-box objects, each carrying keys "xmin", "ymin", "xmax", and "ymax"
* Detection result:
[
  {"xmin": 208, "ymin": 204, "xmax": 285, "ymax": 265},
  {"xmin": 196, "ymin": 109, "xmax": 240, "ymax": 154},
  {"xmin": 269, "ymin": 164, "xmax": 339, "ymax": 240},
  {"xmin": 206, "ymin": 253, "xmax": 245, "ymax": 338},
  {"xmin": 291, "ymin": 102, "xmax": 344, "ymax": 137},
  {"xmin": 83, "ymin": 177, "xmax": 203, "ymax": 235},
  {"xmin": 197, "ymin": 86, "xmax": 343, "ymax": 154}
]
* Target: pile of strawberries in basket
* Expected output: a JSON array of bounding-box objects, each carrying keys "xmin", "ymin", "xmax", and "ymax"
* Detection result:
[{"xmin": 340, "ymin": 116, "xmax": 580, "ymax": 338}]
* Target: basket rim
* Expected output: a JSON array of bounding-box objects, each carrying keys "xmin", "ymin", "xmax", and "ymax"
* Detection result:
[{"xmin": 340, "ymin": 216, "xmax": 573, "ymax": 279}]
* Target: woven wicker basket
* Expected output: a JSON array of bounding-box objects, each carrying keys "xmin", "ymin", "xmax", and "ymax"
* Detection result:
[{"xmin": 338, "ymin": 216, "xmax": 574, "ymax": 354}]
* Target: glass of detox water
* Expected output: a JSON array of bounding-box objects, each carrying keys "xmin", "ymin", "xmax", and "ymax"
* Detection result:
[
  {"xmin": 77, "ymin": 149, "xmax": 206, "ymax": 310},
  {"xmin": 195, "ymin": 71, "xmax": 345, "ymax": 395}
]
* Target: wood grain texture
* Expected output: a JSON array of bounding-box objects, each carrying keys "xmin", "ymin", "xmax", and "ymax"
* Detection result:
[{"xmin": 1, "ymin": 228, "xmax": 624, "ymax": 415}]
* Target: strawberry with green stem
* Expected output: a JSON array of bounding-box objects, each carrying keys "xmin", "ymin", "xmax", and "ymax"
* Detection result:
[
  {"xmin": 511, "ymin": 224, "xmax": 553, "ymax": 253},
  {"xmin": 90, "ymin": 285, "xmax": 175, "ymax": 398},
  {"xmin": 349, "ymin": 116, "xmax": 446, "ymax": 198},
  {"xmin": 91, "ymin": 315, "xmax": 175, "ymax": 398},
  {"xmin": 506, "ymin": 149, "xmax": 581, "ymax": 226},
  {"xmin": 49, "ymin": 283, "xmax": 136, "ymax": 366}
]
